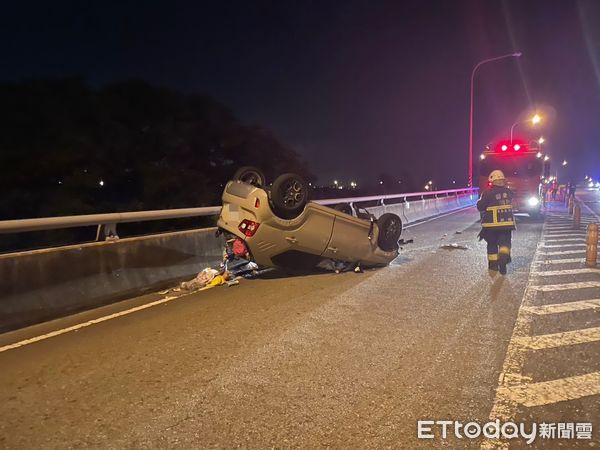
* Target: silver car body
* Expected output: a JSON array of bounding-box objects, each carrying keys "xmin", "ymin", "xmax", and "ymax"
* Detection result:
[{"xmin": 217, "ymin": 180, "xmax": 398, "ymax": 268}]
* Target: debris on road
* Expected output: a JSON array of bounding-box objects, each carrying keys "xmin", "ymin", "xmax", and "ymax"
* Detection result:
[
  {"xmin": 317, "ymin": 259, "xmax": 362, "ymax": 274},
  {"xmin": 181, "ymin": 268, "xmax": 220, "ymax": 290},
  {"xmin": 440, "ymin": 243, "xmax": 469, "ymax": 250}
]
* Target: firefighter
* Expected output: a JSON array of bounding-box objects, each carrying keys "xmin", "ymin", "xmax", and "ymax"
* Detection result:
[{"xmin": 477, "ymin": 170, "xmax": 515, "ymax": 275}]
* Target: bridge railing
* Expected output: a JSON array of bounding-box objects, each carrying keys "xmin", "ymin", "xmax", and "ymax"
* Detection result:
[
  {"xmin": 0, "ymin": 187, "xmax": 478, "ymax": 333},
  {"xmin": 0, "ymin": 187, "xmax": 478, "ymax": 239}
]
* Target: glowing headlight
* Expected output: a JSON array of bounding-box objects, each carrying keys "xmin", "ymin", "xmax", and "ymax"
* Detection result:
[{"xmin": 528, "ymin": 197, "xmax": 540, "ymax": 207}]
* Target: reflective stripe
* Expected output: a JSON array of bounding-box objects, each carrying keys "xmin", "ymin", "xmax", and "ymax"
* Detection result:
[
  {"xmin": 499, "ymin": 246, "xmax": 510, "ymax": 254},
  {"xmin": 486, "ymin": 205, "xmax": 513, "ymax": 211},
  {"xmin": 482, "ymin": 221, "xmax": 515, "ymax": 228},
  {"xmin": 488, "ymin": 254, "xmax": 499, "ymax": 261}
]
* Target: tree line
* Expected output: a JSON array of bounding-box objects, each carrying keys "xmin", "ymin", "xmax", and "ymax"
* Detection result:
[{"xmin": 0, "ymin": 78, "xmax": 312, "ymax": 221}]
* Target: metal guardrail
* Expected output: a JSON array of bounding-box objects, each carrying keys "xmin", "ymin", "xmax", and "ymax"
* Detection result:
[{"xmin": 0, "ymin": 187, "xmax": 478, "ymax": 237}]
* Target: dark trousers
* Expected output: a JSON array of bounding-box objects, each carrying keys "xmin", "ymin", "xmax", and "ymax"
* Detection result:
[{"xmin": 483, "ymin": 229, "xmax": 512, "ymax": 266}]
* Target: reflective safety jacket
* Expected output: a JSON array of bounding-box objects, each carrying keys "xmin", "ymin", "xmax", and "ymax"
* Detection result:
[{"xmin": 476, "ymin": 186, "xmax": 515, "ymax": 229}]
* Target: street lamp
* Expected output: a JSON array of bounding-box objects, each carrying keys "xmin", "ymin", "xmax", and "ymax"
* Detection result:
[
  {"xmin": 562, "ymin": 160, "xmax": 568, "ymax": 166},
  {"xmin": 468, "ymin": 51, "xmax": 522, "ymax": 187},
  {"xmin": 510, "ymin": 113, "xmax": 541, "ymax": 143}
]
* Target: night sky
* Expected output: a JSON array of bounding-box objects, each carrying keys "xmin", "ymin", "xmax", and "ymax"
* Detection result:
[{"xmin": 2, "ymin": 0, "xmax": 600, "ymax": 187}]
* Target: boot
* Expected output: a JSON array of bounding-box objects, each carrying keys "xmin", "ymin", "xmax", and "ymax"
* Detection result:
[{"xmin": 498, "ymin": 253, "xmax": 509, "ymax": 275}]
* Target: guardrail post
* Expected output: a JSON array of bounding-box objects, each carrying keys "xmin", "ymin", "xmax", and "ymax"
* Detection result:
[
  {"xmin": 586, "ymin": 223, "xmax": 598, "ymax": 267},
  {"xmin": 96, "ymin": 223, "xmax": 119, "ymax": 241},
  {"xmin": 573, "ymin": 204, "xmax": 581, "ymax": 229}
]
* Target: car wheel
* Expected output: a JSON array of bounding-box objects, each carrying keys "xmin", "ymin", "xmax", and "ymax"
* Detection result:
[
  {"xmin": 377, "ymin": 213, "xmax": 402, "ymax": 251},
  {"xmin": 333, "ymin": 203, "xmax": 353, "ymax": 215},
  {"xmin": 232, "ymin": 166, "xmax": 266, "ymax": 187},
  {"xmin": 270, "ymin": 173, "xmax": 309, "ymax": 219}
]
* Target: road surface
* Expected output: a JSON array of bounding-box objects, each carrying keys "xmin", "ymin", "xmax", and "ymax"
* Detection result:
[{"xmin": 0, "ymin": 197, "xmax": 598, "ymax": 448}]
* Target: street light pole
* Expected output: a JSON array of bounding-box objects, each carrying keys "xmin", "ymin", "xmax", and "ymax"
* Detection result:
[
  {"xmin": 510, "ymin": 114, "xmax": 541, "ymax": 143},
  {"xmin": 510, "ymin": 121, "xmax": 520, "ymax": 144},
  {"xmin": 468, "ymin": 52, "xmax": 522, "ymax": 187}
]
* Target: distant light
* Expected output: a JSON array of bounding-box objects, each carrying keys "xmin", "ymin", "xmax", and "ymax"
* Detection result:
[
  {"xmin": 338, "ymin": 186, "xmax": 343, "ymax": 190},
  {"xmin": 562, "ymin": 160, "xmax": 568, "ymax": 166},
  {"xmin": 379, "ymin": 181, "xmax": 384, "ymax": 185},
  {"xmin": 308, "ymin": 182, "xmax": 312, "ymax": 186},
  {"xmin": 532, "ymin": 114, "xmax": 541, "ymax": 125},
  {"xmin": 428, "ymin": 180, "xmax": 433, "ymax": 185},
  {"xmin": 544, "ymin": 155, "xmax": 550, "ymax": 161},
  {"xmin": 350, "ymin": 181, "xmax": 357, "ymax": 188},
  {"xmin": 452, "ymin": 180, "xmax": 456, "ymax": 184},
  {"xmin": 536, "ymin": 152, "xmax": 542, "ymax": 158},
  {"xmin": 334, "ymin": 180, "xmax": 338, "ymax": 185},
  {"xmin": 538, "ymin": 137, "xmax": 545, "ymax": 144},
  {"xmin": 480, "ymin": 154, "xmax": 486, "ymax": 160},
  {"xmin": 501, "ymin": 145, "xmax": 508, "ymax": 151},
  {"xmin": 424, "ymin": 185, "xmax": 430, "ymax": 190},
  {"xmin": 589, "ymin": 182, "xmax": 594, "ymax": 188},
  {"xmin": 58, "ymin": 180, "xmax": 62, "ymax": 185},
  {"xmin": 528, "ymin": 197, "xmax": 540, "ymax": 207},
  {"xmin": 513, "ymin": 144, "xmax": 521, "ymax": 151},
  {"xmin": 99, "ymin": 180, "xmax": 104, "ymax": 186}
]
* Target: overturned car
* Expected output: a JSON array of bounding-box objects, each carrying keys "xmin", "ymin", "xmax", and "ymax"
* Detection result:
[{"xmin": 216, "ymin": 167, "xmax": 403, "ymax": 270}]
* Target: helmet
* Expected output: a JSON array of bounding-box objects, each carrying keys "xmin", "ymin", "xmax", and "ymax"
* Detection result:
[{"xmin": 488, "ymin": 170, "xmax": 506, "ymax": 185}]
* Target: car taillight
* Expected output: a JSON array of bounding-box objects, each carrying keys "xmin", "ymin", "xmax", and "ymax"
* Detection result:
[{"xmin": 238, "ymin": 219, "xmax": 260, "ymax": 237}]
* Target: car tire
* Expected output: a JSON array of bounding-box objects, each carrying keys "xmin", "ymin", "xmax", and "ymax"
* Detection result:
[
  {"xmin": 232, "ymin": 166, "xmax": 266, "ymax": 187},
  {"xmin": 270, "ymin": 173, "xmax": 309, "ymax": 219},
  {"xmin": 333, "ymin": 203, "xmax": 353, "ymax": 215},
  {"xmin": 377, "ymin": 213, "xmax": 402, "ymax": 251}
]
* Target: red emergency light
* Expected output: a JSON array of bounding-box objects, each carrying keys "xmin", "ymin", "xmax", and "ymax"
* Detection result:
[{"xmin": 494, "ymin": 139, "xmax": 528, "ymax": 155}]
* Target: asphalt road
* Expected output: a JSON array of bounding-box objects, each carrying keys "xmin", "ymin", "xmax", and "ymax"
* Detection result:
[{"xmin": 0, "ymin": 201, "xmax": 597, "ymax": 449}]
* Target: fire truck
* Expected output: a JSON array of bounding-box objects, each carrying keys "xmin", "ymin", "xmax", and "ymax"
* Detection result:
[{"xmin": 478, "ymin": 139, "xmax": 549, "ymax": 218}]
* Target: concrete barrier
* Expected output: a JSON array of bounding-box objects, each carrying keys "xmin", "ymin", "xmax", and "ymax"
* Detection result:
[
  {"xmin": 0, "ymin": 192, "xmax": 478, "ymax": 333},
  {"xmin": 0, "ymin": 228, "xmax": 224, "ymax": 333},
  {"xmin": 366, "ymin": 193, "xmax": 476, "ymax": 226}
]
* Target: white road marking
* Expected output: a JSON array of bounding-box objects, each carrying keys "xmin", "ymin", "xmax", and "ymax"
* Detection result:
[
  {"xmin": 534, "ymin": 268, "xmax": 600, "ymax": 276},
  {"xmin": 531, "ymin": 281, "xmax": 600, "ymax": 292},
  {"xmin": 580, "ymin": 200, "xmax": 600, "ymax": 220},
  {"xmin": 545, "ymin": 230, "xmax": 586, "ymax": 237},
  {"xmin": 541, "ymin": 243, "xmax": 586, "ymax": 248},
  {"xmin": 538, "ymin": 250, "xmax": 586, "ymax": 256},
  {"xmin": 482, "ymin": 274, "xmax": 537, "ymax": 450},
  {"xmin": 0, "ymin": 287, "xmax": 214, "ymax": 353},
  {"xmin": 543, "ymin": 237, "xmax": 586, "ymax": 242},
  {"xmin": 495, "ymin": 371, "xmax": 600, "ymax": 408},
  {"xmin": 523, "ymin": 298, "xmax": 600, "ymax": 315},
  {"xmin": 513, "ymin": 327, "xmax": 600, "ymax": 350},
  {"xmin": 538, "ymin": 258, "xmax": 584, "ymax": 264},
  {"xmin": 483, "ymin": 211, "xmax": 599, "ymax": 450}
]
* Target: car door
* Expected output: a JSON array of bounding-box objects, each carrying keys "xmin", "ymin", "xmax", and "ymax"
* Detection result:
[{"xmin": 321, "ymin": 214, "xmax": 374, "ymax": 262}]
